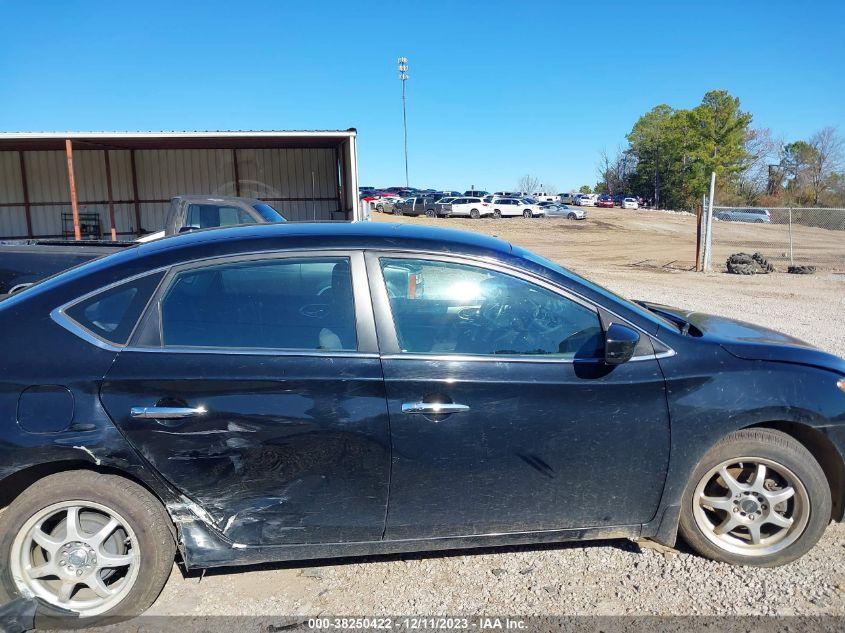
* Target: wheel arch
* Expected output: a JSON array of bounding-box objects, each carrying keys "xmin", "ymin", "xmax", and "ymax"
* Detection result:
[
  {"xmin": 744, "ymin": 420, "xmax": 845, "ymax": 521},
  {"xmin": 0, "ymin": 460, "xmax": 179, "ymax": 542}
]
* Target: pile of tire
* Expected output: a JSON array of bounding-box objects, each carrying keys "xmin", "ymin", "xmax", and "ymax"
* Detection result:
[
  {"xmin": 787, "ymin": 265, "xmax": 816, "ymax": 275},
  {"xmin": 725, "ymin": 252, "xmax": 774, "ymax": 275}
]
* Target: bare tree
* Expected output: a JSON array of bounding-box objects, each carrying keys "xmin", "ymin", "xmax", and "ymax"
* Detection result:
[
  {"xmin": 808, "ymin": 127, "xmax": 844, "ymax": 205},
  {"xmin": 597, "ymin": 147, "xmax": 636, "ymax": 195},
  {"xmin": 596, "ymin": 149, "xmax": 613, "ymax": 193},
  {"xmin": 517, "ymin": 174, "xmax": 540, "ymax": 195},
  {"xmin": 736, "ymin": 128, "xmax": 782, "ymax": 203}
]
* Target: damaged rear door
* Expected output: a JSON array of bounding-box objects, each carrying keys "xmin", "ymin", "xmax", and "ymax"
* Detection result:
[{"xmin": 99, "ymin": 251, "xmax": 390, "ymax": 546}]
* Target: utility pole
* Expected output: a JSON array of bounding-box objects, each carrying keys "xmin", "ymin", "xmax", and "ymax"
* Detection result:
[
  {"xmin": 702, "ymin": 171, "xmax": 716, "ymax": 272},
  {"xmin": 398, "ymin": 56, "xmax": 409, "ymax": 188}
]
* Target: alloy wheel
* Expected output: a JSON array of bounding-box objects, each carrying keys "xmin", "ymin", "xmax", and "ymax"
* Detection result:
[
  {"xmin": 692, "ymin": 457, "xmax": 809, "ymax": 557},
  {"xmin": 10, "ymin": 500, "xmax": 141, "ymax": 616}
]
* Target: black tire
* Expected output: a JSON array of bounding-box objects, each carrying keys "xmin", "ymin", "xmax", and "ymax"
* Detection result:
[
  {"xmin": 493, "ymin": 210, "xmax": 501, "ymax": 219},
  {"xmin": 751, "ymin": 253, "xmax": 775, "ymax": 273},
  {"xmin": 567, "ymin": 213, "xmax": 577, "ymax": 220},
  {"xmin": 425, "ymin": 209, "xmax": 436, "ymax": 218},
  {"xmin": 679, "ymin": 428, "xmax": 831, "ymax": 567},
  {"xmin": 0, "ymin": 471, "xmax": 176, "ymax": 626},
  {"xmin": 376, "ymin": 204, "xmax": 384, "ymax": 212},
  {"xmin": 523, "ymin": 210, "xmax": 532, "ymax": 218},
  {"xmin": 787, "ymin": 265, "xmax": 816, "ymax": 275},
  {"xmin": 469, "ymin": 209, "xmax": 480, "ymax": 219},
  {"xmin": 393, "ymin": 207, "xmax": 403, "ymax": 216},
  {"xmin": 726, "ymin": 262, "xmax": 757, "ymax": 275},
  {"xmin": 727, "ymin": 253, "xmax": 754, "ymax": 265}
]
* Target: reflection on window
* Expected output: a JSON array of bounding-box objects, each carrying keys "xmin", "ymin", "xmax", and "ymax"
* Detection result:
[{"xmin": 380, "ymin": 259, "xmax": 604, "ymax": 358}]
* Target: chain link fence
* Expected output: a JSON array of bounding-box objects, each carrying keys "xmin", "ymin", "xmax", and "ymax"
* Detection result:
[{"xmin": 710, "ymin": 206, "xmax": 845, "ymax": 272}]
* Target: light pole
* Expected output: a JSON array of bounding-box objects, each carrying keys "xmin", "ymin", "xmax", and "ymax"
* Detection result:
[{"xmin": 398, "ymin": 56, "xmax": 409, "ymax": 188}]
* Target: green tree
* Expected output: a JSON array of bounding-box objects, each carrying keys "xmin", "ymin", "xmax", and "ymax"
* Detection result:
[
  {"xmin": 687, "ymin": 90, "xmax": 753, "ymax": 197},
  {"xmin": 626, "ymin": 104, "xmax": 683, "ymax": 208},
  {"xmin": 624, "ymin": 91, "xmax": 752, "ymax": 209},
  {"xmin": 578, "ymin": 184, "xmax": 592, "ymax": 194}
]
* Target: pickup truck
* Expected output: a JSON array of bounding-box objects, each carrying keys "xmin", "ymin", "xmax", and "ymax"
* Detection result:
[{"xmin": 0, "ymin": 195, "xmax": 286, "ymax": 296}]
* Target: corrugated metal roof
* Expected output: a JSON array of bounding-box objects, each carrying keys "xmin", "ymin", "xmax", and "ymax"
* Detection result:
[
  {"xmin": 0, "ymin": 130, "xmax": 357, "ymax": 151},
  {"xmin": 0, "ymin": 129, "xmax": 357, "ymax": 137}
]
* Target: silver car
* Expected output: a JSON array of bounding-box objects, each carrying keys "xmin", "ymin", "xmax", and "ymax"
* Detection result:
[
  {"xmin": 543, "ymin": 204, "xmax": 586, "ymax": 220},
  {"xmin": 716, "ymin": 208, "xmax": 772, "ymax": 223}
]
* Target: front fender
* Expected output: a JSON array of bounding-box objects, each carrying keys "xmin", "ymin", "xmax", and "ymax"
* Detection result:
[{"xmin": 655, "ymin": 345, "xmax": 845, "ymax": 514}]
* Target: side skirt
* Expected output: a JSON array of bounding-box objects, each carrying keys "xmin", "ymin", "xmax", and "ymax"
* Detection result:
[{"xmin": 179, "ymin": 521, "xmax": 643, "ymax": 570}]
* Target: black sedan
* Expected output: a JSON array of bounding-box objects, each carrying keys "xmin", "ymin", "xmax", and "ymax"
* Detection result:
[{"xmin": 1, "ymin": 222, "xmax": 844, "ymax": 624}]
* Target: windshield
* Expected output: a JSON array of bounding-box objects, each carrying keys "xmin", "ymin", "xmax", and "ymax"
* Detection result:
[{"xmin": 252, "ymin": 202, "xmax": 286, "ymax": 222}]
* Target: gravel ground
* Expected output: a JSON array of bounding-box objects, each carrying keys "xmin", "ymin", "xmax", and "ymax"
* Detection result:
[{"xmin": 131, "ymin": 213, "xmax": 845, "ymax": 622}]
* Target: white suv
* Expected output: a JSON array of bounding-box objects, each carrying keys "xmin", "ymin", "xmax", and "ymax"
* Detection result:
[
  {"xmin": 488, "ymin": 197, "xmax": 544, "ymax": 218},
  {"xmin": 440, "ymin": 197, "xmax": 490, "ymax": 219},
  {"xmin": 575, "ymin": 194, "xmax": 597, "ymax": 206}
]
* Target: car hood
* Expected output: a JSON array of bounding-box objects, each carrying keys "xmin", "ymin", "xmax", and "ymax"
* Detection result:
[{"xmin": 639, "ymin": 302, "xmax": 845, "ymax": 374}]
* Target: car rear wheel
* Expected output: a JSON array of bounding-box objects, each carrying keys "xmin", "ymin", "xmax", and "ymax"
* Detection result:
[
  {"xmin": 679, "ymin": 428, "xmax": 830, "ymax": 567},
  {"xmin": 0, "ymin": 471, "xmax": 175, "ymax": 625},
  {"xmin": 493, "ymin": 210, "xmax": 501, "ymax": 219},
  {"xmin": 523, "ymin": 210, "xmax": 532, "ymax": 218},
  {"xmin": 376, "ymin": 204, "xmax": 384, "ymax": 212},
  {"xmin": 425, "ymin": 209, "xmax": 436, "ymax": 218},
  {"xmin": 469, "ymin": 209, "xmax": 480, "ymax": 219}
]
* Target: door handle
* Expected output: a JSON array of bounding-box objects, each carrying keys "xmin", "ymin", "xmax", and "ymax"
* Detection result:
[
  {"xmin": 401, "ymin": 402, "xmax": 470, "ymax": 415},
  {"xmin": 130, "ymin": 406, "xmax": 207, "ymax": 419}
]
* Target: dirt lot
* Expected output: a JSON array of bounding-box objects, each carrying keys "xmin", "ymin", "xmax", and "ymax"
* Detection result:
[{"xmin": 140, "ymin": 209, "xmax": 845, "ymax": 622}]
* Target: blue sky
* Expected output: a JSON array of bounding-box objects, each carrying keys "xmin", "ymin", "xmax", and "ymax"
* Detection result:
[{"xmin": 1, "ymin": 1, "xmax": 843, "ymax": 192}]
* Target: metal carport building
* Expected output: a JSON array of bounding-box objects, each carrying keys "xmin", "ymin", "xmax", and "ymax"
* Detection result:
[{"xmin": 0, "ymin": 130, "xmax": 361, "ymax": 240}]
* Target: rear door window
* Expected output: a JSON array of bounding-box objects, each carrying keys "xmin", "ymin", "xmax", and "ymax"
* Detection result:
[{"xmin": 158, "ymin": 257, "xmax": 357, "ymax": 351}]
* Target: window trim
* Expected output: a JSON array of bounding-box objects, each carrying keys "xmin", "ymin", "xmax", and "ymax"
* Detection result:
[{"xmin": 128, "ymin": 250, "xmax": 378, "ymax": 355}]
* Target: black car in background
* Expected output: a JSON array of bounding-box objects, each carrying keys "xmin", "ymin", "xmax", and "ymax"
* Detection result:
[
  {"xmin": 392, "ymin": 196, "xmax": 440, "ymax": 217},
  {"xmin": 0, "ymin": 222, "xmax": 843, "ymax": 624}
]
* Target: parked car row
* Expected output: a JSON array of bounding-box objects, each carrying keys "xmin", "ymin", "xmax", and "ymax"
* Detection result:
[
  {"xmin": 382, "ymin": 195, "xmax": 587, "ymax": 220},
  {"xmin": 361, "ymin": 187, "xmax": 642, "ymax": 214}
]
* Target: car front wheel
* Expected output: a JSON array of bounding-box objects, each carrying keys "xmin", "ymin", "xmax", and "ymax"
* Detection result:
[
  {"xmin": 0, "ymin": 471, "xmax": 175, "ymax": 625},
  {"xmin": 523, "ymin": 210, "xmax": 532, "ymax": 218},
  {"xmin": 679, "ymin": 428, "xmax": 831, "ymax": 567},
  {"xmin": 469, "ymin": 209, "xmax": 480, "ymax": 219}
]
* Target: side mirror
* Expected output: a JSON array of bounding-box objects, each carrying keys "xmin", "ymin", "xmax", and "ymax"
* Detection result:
[{"xmin": 604, "ymin": 323, "xmax": 640, "ymax": 365}]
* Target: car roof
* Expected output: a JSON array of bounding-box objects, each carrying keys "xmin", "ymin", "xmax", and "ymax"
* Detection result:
[
  {"xmin": 173, "ymin": 195, "xmax": 264, "ymax": 206},
  {"xmin": 140, "ymin": 222, "xmax": 513, "ymax": 260}
]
